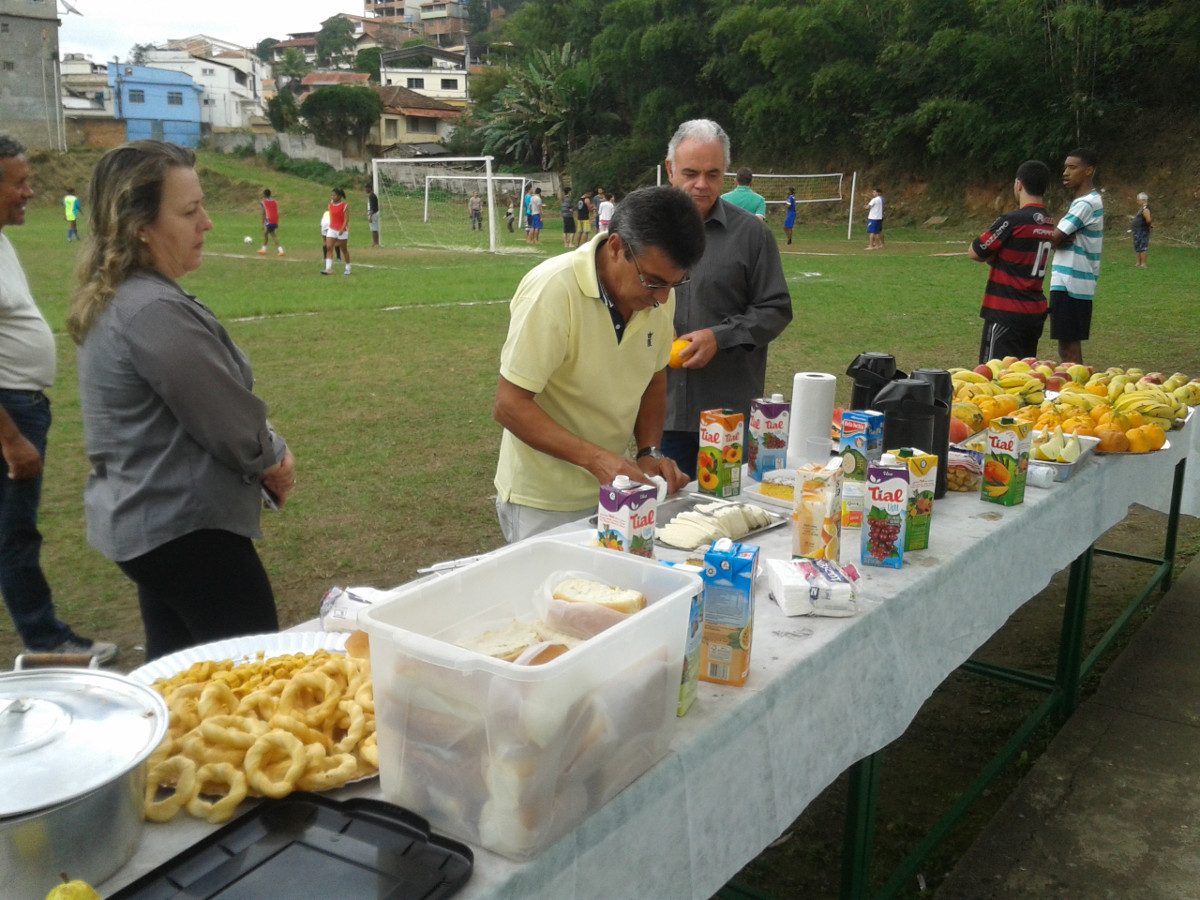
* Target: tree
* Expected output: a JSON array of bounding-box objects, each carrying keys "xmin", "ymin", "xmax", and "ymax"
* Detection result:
[
  {"xmin": 300, "ymin": 85, "xmax": 383, "ymax": 149},
  {"xmin": 355, "ymin": 48, "xmax": 383, "ymax": 83},
  {"xmin": 267, "ymin": 91, "xmax": 301, "ymax": 133},
  {"xmin": 275, "ymin": 48, "xmax": 312, "ymax": 97},
  {"xmin": 468, "ymin": 0, "xmax": 492, "ymax": 36},
  {"xmin": 255, "ymin": 37, "xmax": 280, "ymax": 64},
  {"xmin": 130, "ymin": 43, "xmax": 154, "ymax": 65},
  {"xmin": 317, "ymin": 17, "xmax": 357, "ymax": 69}
]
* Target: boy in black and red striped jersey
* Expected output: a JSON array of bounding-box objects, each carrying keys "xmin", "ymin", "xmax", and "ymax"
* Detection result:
[{"xmin": 968, "ymin": 160, "xmax": 1056, "ymax": 364}]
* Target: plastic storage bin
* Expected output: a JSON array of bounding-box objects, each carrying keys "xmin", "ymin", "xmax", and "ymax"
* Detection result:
[{"xmin": 358, "ymin": 539, "xmax": 702, "ymax": 859}]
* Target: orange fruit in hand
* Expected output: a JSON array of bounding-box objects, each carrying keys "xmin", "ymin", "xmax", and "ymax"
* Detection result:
[{"xmin": 668, "ymin": 339, "xmax": 690, "ymax": 368}]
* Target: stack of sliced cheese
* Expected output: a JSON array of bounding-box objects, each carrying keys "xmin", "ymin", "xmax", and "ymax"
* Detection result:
[{"xmin": 656, "ymin": 501, "xmax": 774, "ymax": 551}]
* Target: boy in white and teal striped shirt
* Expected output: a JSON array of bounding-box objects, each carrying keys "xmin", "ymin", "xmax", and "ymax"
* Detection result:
[{"xmin": 1048, "ymin": 149, "xmax": 1103, "ymax": 364}]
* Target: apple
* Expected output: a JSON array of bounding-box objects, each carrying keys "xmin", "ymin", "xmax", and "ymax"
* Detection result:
[
  {"xmin": 1035, "ymin": 365, "xmax": 1055, "ymax": 378},
  {"xmin": 1086, "ymin": 366, "xmax": 1096, "ymax": 375},
  {"xmin": 1021, "ymin": 357, "xmax": 1039, "ymax": 366},
  {"xmin": 1066, "ymin": 364, "xmax": 1090, "ymax": 383},
  {"xmin": 1001, "ymin": 356, "xmax": 1019, "ymax": 367},
  {"xmin": 1142, "ymin": 372, "xmax": 1165, "ymax": 384},
  {"xmin": 1045, "ymin": 374, "xmax": 1069, "ymax": 392},
  {"xmin": 1105, "ymin": 366, "xmax": 1124, "ymax": 376},
  {"xmin": 974, "ymin": 364, "xmax": 993, "ymax": 378},
  {"xmin": 1027, "ymin": 371, "xmax": 1047, "ymax": 385}
]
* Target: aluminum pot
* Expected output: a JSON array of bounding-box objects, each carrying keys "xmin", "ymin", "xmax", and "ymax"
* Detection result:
[{"xmin": 0, "ymin": 668, "xmax": 168, "ymax": 897}]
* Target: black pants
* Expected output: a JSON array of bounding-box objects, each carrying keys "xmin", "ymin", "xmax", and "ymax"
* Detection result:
[{"xmin": 118, "ymin": 529, "xmax": 278, "ymax": 661}]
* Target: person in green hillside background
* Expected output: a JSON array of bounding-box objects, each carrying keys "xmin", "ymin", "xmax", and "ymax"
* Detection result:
[
  {"xmin": 63, "ymin": 188, "xmax": 81, "ymax": 242},
  {"xmin": 721, "ymin": 168, "xmax": 766, "ymax": 220}
]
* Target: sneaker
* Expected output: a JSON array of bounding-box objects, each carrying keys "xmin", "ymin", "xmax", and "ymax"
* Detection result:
[
  {"xmin": 343, "ymin": 270, "xmax": 351, "ymax": 276},
  {"xmin": 320, "ymin": 270, "xmax": 330, "ymax": 275},
  {"xmin": 277, "ymin": 249, "xmax": 285, "ymax": 256},
  {"xmin": 41, "ymin": 635, "xmax": 119, "ymax": 665},
  {"xmin": 256, "ymin": 248, "xmax": 267, "ymax": 255}
]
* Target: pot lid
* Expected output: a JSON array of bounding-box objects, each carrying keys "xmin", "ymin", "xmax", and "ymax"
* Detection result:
[{"xmin": 0, "ymin": 668, "xmax": 168, "ymax": 819}]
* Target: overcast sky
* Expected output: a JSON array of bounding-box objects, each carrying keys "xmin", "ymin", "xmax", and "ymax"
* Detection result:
[{"xmin": 59, "ymin": 0, "xmax": 343, "ymax": 63}]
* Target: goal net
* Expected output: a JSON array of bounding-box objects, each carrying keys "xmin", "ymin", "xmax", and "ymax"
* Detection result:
[
  {"xmin": 371, "ymin": 157, "xmax": 531, "ymax": 253},
  {"xmin": 722, "ymin": 171, "xmax": 845, "ymax": 207}
]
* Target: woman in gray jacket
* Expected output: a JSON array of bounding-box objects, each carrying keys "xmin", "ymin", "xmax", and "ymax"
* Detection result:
[{"xmin": 68, "ymin": 141, "xmax": 296, "ymax": 661}]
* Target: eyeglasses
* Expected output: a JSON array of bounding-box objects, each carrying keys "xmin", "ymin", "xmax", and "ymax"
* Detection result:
[{"xmin": 630, "ymin": 251, "xmax": 690, "ymax": 292}]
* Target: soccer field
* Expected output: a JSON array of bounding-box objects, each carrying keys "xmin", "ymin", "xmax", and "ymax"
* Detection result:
[{"xmin": 4, "ymin": 203, "xmax": 1197, "ymax": 666}]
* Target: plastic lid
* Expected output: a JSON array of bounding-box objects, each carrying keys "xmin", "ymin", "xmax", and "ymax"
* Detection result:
[
  {"xmin": 0, "ymin": 669, "xmax": 168, "ymax": 818},
  {"xmin": 612, "ymin": 475, "xmax": 632, "ymax": 489},
  {"xmin": 770, "ymin": 393, "xmax": 785, "ymax": 402},
  {"xmin": 880, "ymin": 453, "xmax": 899, "ymax": 465}
]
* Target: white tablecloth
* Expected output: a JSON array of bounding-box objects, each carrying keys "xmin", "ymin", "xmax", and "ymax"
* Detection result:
[{"xmin": 101, "ymin": 421, "xmax": 1195, "ymax": 900}]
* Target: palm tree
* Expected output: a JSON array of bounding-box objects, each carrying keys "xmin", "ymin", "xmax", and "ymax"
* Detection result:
[{"xmin": 275, "ymin": 48, "xmax": 313, "ymax": 97}]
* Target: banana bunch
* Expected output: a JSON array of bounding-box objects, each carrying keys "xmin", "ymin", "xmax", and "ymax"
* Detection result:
[
  {"xmin": 994, "ymin": 372, "xmax": 1045, "ymax": 404},
  {"xmin": 1171, "ymin": 381, "xmax": 1200, "ymax": 407},
  {"xmin": 1113, "ymin": 387, "xmax": 1187, "ymax": 429},
  {"xmin": 951, "ymin": 370, "xmax": 991, "ymax": 384},
  {"xmin": 1055, "ymin": 390, "xmax": 1106, "ymax": 412}
]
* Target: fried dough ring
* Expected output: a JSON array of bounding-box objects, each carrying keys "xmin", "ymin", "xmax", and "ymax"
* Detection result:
[
  {"xmin": 244, "ymin": 730, "xmax": 306, "ymax": 799},
  {"xmin": 200, "ymin": 714, "xmax": 269, "ymax": 750},
  {"xmin": 198, "ymin": 681, "xmax": 239, "ymax": 719},
  {"xmin": 186, "ymin": 762, "xmax": 249, "ymax": 824},
  {"xmin": 144, "ymin": 755, "xmax": 197, "ymax": 823},
  {"xmin": 279, "ymin": 670, "xmax": 341, "ymax": 727},
  {"xmin": 269, "ymin": 712, "xmax": 331, "ymax": 753},
  {"xmin": 333, "ymin": 700, "xmax": 368, "ymax": 754},
  {"xmin": 359, "ymin": 732, "xmax": 379, "ymax": 768}
]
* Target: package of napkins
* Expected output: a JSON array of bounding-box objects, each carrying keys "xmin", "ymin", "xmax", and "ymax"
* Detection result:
[{"xmin": 765, "ymin": 558, "xmax": 860, "ymax": 617}]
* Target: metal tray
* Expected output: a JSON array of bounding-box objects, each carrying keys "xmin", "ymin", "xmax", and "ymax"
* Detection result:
[
  {"xmin": 109, "ymin": 793, "xmax": 473, "ymax": 900},
  {"xmin": 654, "ymin": 493, "xmax": 788, "ymax": 551}
]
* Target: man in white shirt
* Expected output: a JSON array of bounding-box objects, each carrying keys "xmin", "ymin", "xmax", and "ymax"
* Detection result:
[
  {"xmin": 1048, "ymin": 148, "xmax": 1104, "ymax": 364},
  {"xmin": 0, "ymin": 136, "xmax": 117, "ymax": 663},
  {"xmin": 866, "ymin": 188, "xmax": 884, "ymax": 250}
]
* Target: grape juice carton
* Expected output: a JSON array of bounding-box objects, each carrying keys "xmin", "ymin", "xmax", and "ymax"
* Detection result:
[
  {"xmin": 839, "ymin": 410, "xmax": 883, "ymax": 531},
  {"xmin": 861, "ymin": 454, "xmax": 909, "ymax": 569},
  {"xmin": 699, "ymin": 538, "xmax": 759, "ymax": 687},
  {"xmin": 792, "ymin": 457, "xmax": 844, "ymax": 562},
  {"xmin": 982, "ymin": 417, "xmax": 1032, "ymax": 506},
  {"xmin": 597, "ymin": 475, "xmax": 657, "ymax": 558},
  {"xmin": 887, "ymin": 447, "xmax": 937, "ymax": 551},
  {"xmin": 748, "ymin": 393, "xmax": 790, "ymax": 481},
  {"xmin": 698, "ymin": 408, "xmax": 744, "ymax": 499}
]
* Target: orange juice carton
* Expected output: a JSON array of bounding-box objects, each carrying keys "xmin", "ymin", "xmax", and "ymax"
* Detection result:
[
  {"xmin": 982, "ymin": 417, "xmax": 1032, "ymax": 506},
  {"xmin": 748, "ymin": 394, "xmax": 790, "ymax": 481},
  {"xmin": 597, "ymin": 475, "xmax": 658, "ymax": 558},
  {"xmin": 698, "ymin": 408, "xmax": 744, "ymax": 498},
  {"xmin": 839, "ymin": 410, "xmax": 884, "ymax": 482},
  {"xmin": 699, "ymin": 538, "xmax": 759, "ymax": 687},
  {"xmin": 671, "ymin": 566, "xmax": 705, "ymax": 716},
  {"xmin": 791, "ymin": 457, "xmax": 843, "ymax": 562},
  {"xmin": 887, "ymin": 447, "xmax": 937, "ymax": 551},
  {"xmin": 861, "ymin": 454, "xmax": 908, "ymax": 569}
]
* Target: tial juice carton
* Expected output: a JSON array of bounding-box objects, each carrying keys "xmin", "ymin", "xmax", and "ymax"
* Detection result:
[
  {"xmin": 677, "ymin": 576, "xmax": 705, "ymax": 716},
  {"xmin": 839, "ymin": 410, "xmax": 883, "ymax": 530},
  {"xmin": 597, "ymin": 475, "xmax": 657, "ymax": 558},
  {"xmin": 699, "ymin": 538, "xmax": 759, "ymax": 687},
  {"xmin": 861, "ymin": 454, "xmax": 909, "ymax": 569},
  {"xmin": 982, "ymin": 417, "xmax": 1032, "ymax": 506},
  {"xmin": 698, "ymin": 408, "xmax": 744, "ymax": 499},
  {"xmin": 887, "ymin": 447, "xmax": 937, "ymax": 551},
  {"xmin": 748, "ymin": 394, "xmax": 790, "ymax": 482},
  {"xmin": 792, "ymin": 457, "xmax": 844, "ymax": 562}
]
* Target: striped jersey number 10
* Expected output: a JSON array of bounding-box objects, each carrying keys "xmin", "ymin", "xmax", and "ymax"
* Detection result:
[{"xmin": 1032, "ymin": 240, "xmax": 1052, "ymax": 278}]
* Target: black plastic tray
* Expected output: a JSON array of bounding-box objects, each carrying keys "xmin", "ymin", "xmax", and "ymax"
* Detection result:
[{"xmin": 110, "ymin": 793, "xmax": 473, "ymax": 900}]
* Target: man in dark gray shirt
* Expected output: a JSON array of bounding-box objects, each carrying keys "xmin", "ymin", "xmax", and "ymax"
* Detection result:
[{"xmin": 662, "ymin": 119, "xmax": 792, "ymax": 478}]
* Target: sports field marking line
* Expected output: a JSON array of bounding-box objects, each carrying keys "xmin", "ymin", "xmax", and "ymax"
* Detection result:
[{"xmin": 229, "ymin": 299, "xmax": 509, "ymax": 323}]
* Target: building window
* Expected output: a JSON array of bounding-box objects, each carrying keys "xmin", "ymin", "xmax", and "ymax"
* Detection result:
[
  {"xmin": 406, "ymin": 77, "xmax": 424, "ymax": 89},
  {"xmin": 406, "ymin": 116, "xmax": 436, "ymax": 135},
  {"xmin": 384, "ymin": 118, "xmax": 398, "ymax": 140},
  {"xmin": 1, "ymin": 24, "xmax": 9, "ymax": 33},
  {"xmin": 167, "ymin": 91, "xmax": 183, "ymax": 106},
  {"xmin": 129, "ymin": 89, "xmax": 145, "ymax": 103},
  {"xmin": 440, "ymin": 78, "xmax": 457, "ymax": 91},
  {"xmin": 202, "ymin": 68, "xmax": 215, "ymax": 75}
]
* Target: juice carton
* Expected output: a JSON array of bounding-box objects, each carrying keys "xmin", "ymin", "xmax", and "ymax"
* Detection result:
[
  {"xmin": 698, "ymin": 408, "xmax": 744, "ymax": 498},
  {"xmin": 861, "ymin": 454, "xmax": 909, "ymax": 569},
  {"xmin": 839, "ymin": 410, "xmax": 884, "ymax": 482},
  {"xmin": 678, "ymin": 580, "xmax": 705, "ymax": 716},
  {"xmin": 888, "ymin": 447, "xmax": 937, "ymax": 551},
  {"xmin": 597, "ymin": 475, "xmax": 657, "ymax": 558},
  {"xmin": 982, "ymin": 417, "xmax": 1032, "ymax": 506},
  {"xmin": 748, "ymin": 394, "xmax": 790, "ymax": 481},
  {"xmin": 699, "ymin": 538, "xmax": 759, "ymax": 687},
  {"xmin": 792, "ymin": 457, "xmax": 844, "ymax": 562}
]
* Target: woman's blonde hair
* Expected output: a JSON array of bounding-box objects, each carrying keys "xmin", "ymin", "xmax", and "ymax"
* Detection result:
[{"xmin": 68, "ymin": 140, "xmax": 196, "ymax": 344}]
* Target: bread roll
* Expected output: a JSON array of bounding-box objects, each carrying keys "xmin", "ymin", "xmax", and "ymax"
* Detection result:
[
  {"xmin": 344, "ymin": 629, "xmax": 370, "ymax": 660},
  {"xmin": 552, "ymin": 578, "xmax": 646, "ymax": 614},
  {"xmin": 456, "ymin": 620, "xmax": 541, "ymax": 661}
]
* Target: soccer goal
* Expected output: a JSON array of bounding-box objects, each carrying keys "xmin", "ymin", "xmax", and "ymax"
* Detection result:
[{"xmin": 371, "ymin": 156, "xmax": 531, "ymax": 253}]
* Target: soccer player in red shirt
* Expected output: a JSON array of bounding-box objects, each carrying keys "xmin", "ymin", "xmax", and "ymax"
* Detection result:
[
  {"xmin": 259, "ymin": 189, "xmax": 283, "ymax": 256},
  {"xmin": 322, "ymin": 188, "xmax": 351, "ymax": 275}
]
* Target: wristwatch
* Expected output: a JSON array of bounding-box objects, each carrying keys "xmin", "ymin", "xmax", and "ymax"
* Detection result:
[{"xmin": 636, "ymin": 446, "xmax": 665, "ymax": 460}]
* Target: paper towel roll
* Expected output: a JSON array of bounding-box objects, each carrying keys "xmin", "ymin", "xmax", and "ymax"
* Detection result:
[{"xmin": 787, "ymin": 372, "xmax": 838, "ymax": 466}]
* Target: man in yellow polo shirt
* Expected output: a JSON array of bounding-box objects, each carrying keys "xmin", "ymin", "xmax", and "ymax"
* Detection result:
[{"xmin": 493, "ymin": 186, "xmax": 705, "ymax": 543}]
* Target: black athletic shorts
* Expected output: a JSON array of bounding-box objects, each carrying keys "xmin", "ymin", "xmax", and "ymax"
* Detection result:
[
  {"xmin": 562, "ymin": 216, "xmax": 576, "ymax": 234},
  {"xmin": 979, "ymin": 314, "xmax": 1045, "ymax": 365},
  {"xmin": 1048, "ymin": 290, "xmax": 1092, "ymax": 342}
]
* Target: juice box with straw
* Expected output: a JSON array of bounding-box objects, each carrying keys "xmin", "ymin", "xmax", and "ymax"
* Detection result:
[{"xmin": 698, "ymin": 408, "xmax": 743, "ymax": 498}]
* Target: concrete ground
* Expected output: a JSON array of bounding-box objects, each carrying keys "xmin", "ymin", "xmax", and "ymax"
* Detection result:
[{"xmin": 937, "ymin": 557, "xmax": 1200, "ymax": 899}]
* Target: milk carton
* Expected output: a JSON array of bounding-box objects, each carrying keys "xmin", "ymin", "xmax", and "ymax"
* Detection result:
[
  {"xmin": 861, "ymin": 454, "xmax": 908, "ymax": 569},
  {"xmin": 982, "ymin": 417, "xmax": 1032, "ymax": 506},
  {"xmin": 792, "ymin": 457, "xmax": 844, "ymax": 562},
  {"xmin": 698, "ymin": 409, "xmax": 744, "ymax": 498},
  {"xmin": 888, "ymin": 447, "xmax": 937, "ymax": 551},
  {"xmin": 699, "ymin": 538, "xmax": 759, "ymax": 687},
  {"xmin": 748, "ymin": 394, "xmax": 790, "ymax": 481},
  {"xmin": 597, "ymin": 475, "xmax": 657, "ymax": 558}
]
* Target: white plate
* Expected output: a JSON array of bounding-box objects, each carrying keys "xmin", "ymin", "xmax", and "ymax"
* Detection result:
[{"xmin": 129, "ymin": 632, "xmax": 348, "ymax": 684}]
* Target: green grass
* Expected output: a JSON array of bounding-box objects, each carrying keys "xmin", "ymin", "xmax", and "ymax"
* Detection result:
[{"xmin": 3, "ymin": 185, "xmax": 1198, "ymax": 666}]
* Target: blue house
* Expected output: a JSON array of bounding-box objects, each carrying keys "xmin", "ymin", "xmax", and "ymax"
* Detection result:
[{"xmin": 107, "ymin": 63, "xmax": 203, "ymax": 146}]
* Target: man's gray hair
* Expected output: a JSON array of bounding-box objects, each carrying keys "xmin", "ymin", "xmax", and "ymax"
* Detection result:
[
  {"xmin": 1137, "ymin": 191, "xmax": 1149, "ymax": 202},
  {"xmin": 0, "ymin": 135, "xmax": 26, "ymax": 180},
  {"xmin": 667, "ymin": 119, "xmax": 731, "ymax": 169}
]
